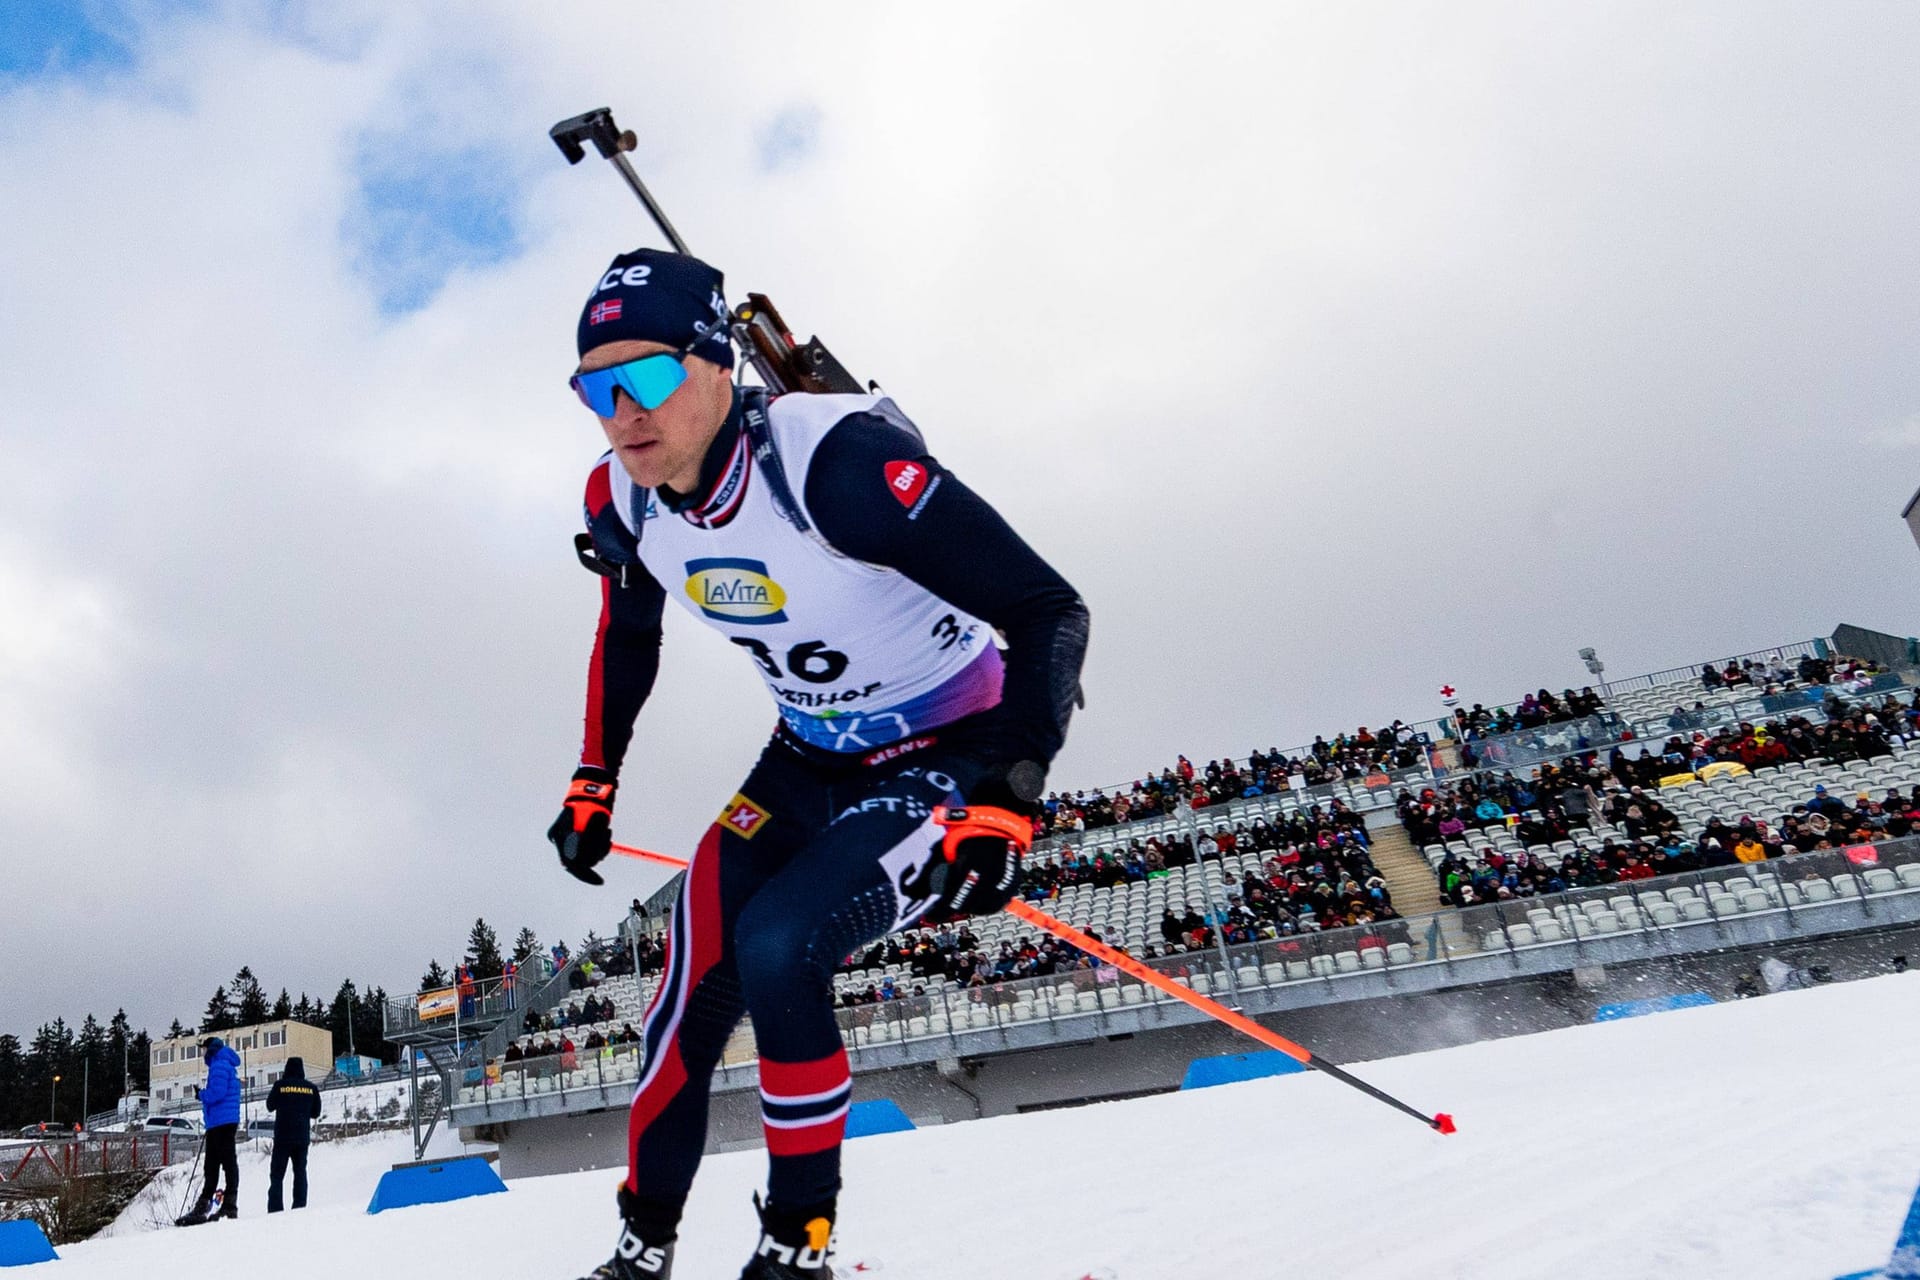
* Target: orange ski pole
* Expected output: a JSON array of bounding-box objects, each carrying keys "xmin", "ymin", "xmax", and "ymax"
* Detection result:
[{"xmin": 608, "ymin": 843, "xmax": 1454, "ymax": 1133}]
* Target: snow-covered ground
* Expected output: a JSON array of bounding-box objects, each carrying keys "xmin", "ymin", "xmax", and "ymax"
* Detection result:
[{"xmin": 51, "ymin": 972, "xmax": 1920, "ymax": 1278}]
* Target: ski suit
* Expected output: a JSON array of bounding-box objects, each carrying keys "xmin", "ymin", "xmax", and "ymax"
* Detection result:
[{"xmin": 574, "ymin": 389, "xmax": 1088, "ymax": 1217}]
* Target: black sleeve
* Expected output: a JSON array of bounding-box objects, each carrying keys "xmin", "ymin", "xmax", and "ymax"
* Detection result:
[
  {"xmin": 580, "ymin": 563, "xmax": 667, "ymax": 778},
  {"xmin": 265, "ymin": 1085, "xmax": 279, "ymax": 1114},
  {"xmin": 804, "ymin": 410, "xmax": 1088, "ymax": 787}
]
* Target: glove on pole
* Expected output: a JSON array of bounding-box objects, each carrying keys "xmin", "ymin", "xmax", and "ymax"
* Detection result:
[{"xmin": 548, "ymin": 767, "xmax": 617, "ymax": 885}]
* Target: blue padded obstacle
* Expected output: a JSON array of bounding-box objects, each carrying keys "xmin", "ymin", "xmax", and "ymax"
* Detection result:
[
  {"xmin": 0, "ymin": 1219, "xmax": 58, "ymax": 1267},
  {"xmin": 1592, "ymin": 992, "xmax": 1714, "ymax": 1022},
  {"xmin": 366, "ymin": 1154, "xmax": 507, "ymax": 1214},
  {"xmin": 844, "ymin": 1099, "xmax": 916, "ymax": 1139},
  {"xmin": 1833, "ymin": 1169, "xmax": 1920, "ymax": 1279},
  {"xmin": 1180, "ymin": 1049, "xmax": 1308, "ymax": 1091}
]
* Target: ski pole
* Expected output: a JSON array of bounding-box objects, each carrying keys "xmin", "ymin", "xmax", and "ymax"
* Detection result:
[
  {"xmin": 609, "ymin": 844, "xmax": 1455, "ymax": 1134},
  {"xmin": 1002, "ymin": 898, "xmax": 1454, "ymax": 1134}
]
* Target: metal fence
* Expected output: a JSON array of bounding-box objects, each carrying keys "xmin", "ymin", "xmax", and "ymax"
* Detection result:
[{"xmin": 0, "ymin": 1131, "xmax": 198, "ymax": 1193}]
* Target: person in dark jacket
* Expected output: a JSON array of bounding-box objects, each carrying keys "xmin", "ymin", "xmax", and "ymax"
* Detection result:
[
  {"xmin": 264, "ymin": 1057, "xmax": 324, "ymax": 1211},
  {"xmin": 175, "ymin": 1036, "xmax": 242, "ymax": 1224}
]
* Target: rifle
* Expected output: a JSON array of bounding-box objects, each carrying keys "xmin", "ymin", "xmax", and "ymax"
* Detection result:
[{"xmin": 549, "ymin": 107, "xmax": 865, "ymax": 397}]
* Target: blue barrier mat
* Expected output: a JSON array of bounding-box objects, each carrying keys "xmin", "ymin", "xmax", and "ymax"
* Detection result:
[
  {"xmin": 845, "ymin": 1099, "xmax": 916, "ymax": 1138},
  {"xmin": 1180, "ymin": 1049, "xmax": 1308, "ymax": 1091},
  {"xmin": 1592, "ymin": 992, "xmax": 1714, "ymax": 1021},
  {"xmin": 0, "ymin": 1219, "xmax": 58, "ymax": 1268},
  {"xmin": 367, "ymin": 1155, "xmax": 507, "ymax": 1214}
]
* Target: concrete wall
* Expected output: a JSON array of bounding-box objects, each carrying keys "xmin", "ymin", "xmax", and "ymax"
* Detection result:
[{"xmin": 480, "ymin": 922, "xmax": 1917, "ymax": 1180}]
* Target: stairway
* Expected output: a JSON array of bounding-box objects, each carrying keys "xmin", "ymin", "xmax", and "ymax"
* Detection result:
[
  {"xmin": 1366, "ymin": 820, "xmax": 1444, "ymax": 916},
  {"xmin": 1366, "ymin": 819, "xmax": 1479, "ymax": 956}
]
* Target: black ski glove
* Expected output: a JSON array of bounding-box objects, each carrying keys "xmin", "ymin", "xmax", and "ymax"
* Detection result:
[
  {"xmin": 547, "ymin": 766, "xmax": 617, "ymax": 885},
  {"xmin": 906, "ymin": 804, "xmax": 1034, "ymax": 923}
]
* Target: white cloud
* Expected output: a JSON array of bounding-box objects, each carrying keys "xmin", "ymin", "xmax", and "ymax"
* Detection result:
[{"xmin": 4, "ymin": 0, "xmax": 1920, "ymax": 1034}]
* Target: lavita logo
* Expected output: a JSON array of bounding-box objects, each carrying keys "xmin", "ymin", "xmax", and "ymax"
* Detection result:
[{"xmin": 684, "ymin": 557, "xmax": 789, "ymax": 625}]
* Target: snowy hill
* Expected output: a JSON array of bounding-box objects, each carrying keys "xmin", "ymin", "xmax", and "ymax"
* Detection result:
[{"xmin": 57, "ymin": 972, "xmax": 1920, "ymax": 1279}]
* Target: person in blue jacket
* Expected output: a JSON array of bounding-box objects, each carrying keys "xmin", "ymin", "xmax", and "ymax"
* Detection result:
[{"xmin": 176, "ymin": 1036, "xmax": 242, "ymax": 1224}]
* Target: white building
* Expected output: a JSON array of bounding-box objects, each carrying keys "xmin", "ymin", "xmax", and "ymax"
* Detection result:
[{"xmin": 150, "ymin": 1019, "xmax": 334, "ymax": 1113}]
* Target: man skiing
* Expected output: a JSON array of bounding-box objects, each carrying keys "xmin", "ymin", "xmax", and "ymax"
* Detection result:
[{"xmin": 546, "ymin": 248, "xmax": 1089, "ymax": 1279}]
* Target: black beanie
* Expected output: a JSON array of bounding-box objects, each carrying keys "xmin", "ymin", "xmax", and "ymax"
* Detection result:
[{"xmin": 578, "ymin": 247, "xmax": 734, "ymax": 369}]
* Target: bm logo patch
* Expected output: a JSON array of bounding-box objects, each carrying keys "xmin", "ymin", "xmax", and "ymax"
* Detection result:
[
  {"xmin": 684, "ymin": 557, "xmax": 788, "ymax": 625},
  {"xmin": 720, "ymin": 793, "xmax": 771, "ymax": 839}
]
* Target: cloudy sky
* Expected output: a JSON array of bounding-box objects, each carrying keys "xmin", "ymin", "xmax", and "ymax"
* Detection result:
[{"xmin": 4, "ymin": 1, "xmax": 1918, "ymax": 1040}]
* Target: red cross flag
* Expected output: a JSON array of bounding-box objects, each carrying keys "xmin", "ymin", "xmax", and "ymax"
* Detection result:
[{"xmin": 1440, "ymin": 685, "xmax": 1459, "ymax": 707}]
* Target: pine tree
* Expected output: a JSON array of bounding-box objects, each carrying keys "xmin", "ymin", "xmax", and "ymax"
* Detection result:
[
  {"xmin": 271, "ymin": 988, "xmax": 292, "ymax": 1021},
  {"xmin": 512, "ymin": 926, "xmax": 542, "ymax": 964},
  {"xmin": 75, "ymin": 1015, "xmax": 108, "ymax": 1118},
  {"xmin": 108, "ymin": 1010, "xmax": 133, "ymax": 1098},
  {"xmin": 0, "ymin": 1034, "xmax": 23, "ymax": 1131},
  {"xmin": 329, "ymin": 980, "xmax": 360, "ymax": 1059},
  {"xmin": 291, "ymin": 994, "xmax": 315, "ymax": 1026},
  {"xmin": 166, "ymin": 1018, "xmax": 187, "ymax": 1040},
  {"xmin": 232, "ymin": 966, "xmax": 269, "ymax": 1026},
  {"xmin": 420, "ymin": 959, "xmax": 449, "ymax": 990},
  {"xmin": 201, "ymin": 986, "xmax": 235, "ymax": 1033},
  {"xmin": 467, "ymin": 918, "xmax": 505, "ymax": 981},
  {"xmin": 129, "ymin": 1030, "xmax": 152, "ymax": 1092}
]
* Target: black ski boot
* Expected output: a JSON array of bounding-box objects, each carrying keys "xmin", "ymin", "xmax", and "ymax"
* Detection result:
[
  {"xmin": 579, "ymin": 1185, "xmax": 678, "ymax": 1279},
  {"xmin": 740, "ymin": 1195, "xmax": 838, "ymax": 1279},
  {"xmin": 173, "ymin": 1196, "xmax": 213, "ymax": 1228}
]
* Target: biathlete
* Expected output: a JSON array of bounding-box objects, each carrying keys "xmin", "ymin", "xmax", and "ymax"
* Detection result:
[{"xmin": 545, "ymin": 248, "xmax": 1090, "ymax": 1279}]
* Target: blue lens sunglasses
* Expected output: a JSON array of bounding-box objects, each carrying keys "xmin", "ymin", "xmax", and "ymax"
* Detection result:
[{"xmin": 570, "ymin": 326, "xmax": 727, "ymax": 416}]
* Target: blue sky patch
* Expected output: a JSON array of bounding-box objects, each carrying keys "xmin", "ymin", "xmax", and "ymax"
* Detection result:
[
  {"xmin": 345, "ymin": 140, "xmax": 524, "ymax": 315},
  {"xmin": 1, "ymin": 0, "xmax": 141, "ymax": 77},
  {"xmin": 756, "ymin": 104, "xmax": 823, "ymax": 174}
]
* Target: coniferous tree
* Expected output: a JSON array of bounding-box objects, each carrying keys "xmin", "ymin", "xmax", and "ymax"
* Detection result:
[
  {"xmin": 0, "ymin": 1034, "xmax": 22, "ymax": 1130},
  {"xmin": 328, "ymin": 980, "xmax": 362, "ymax": 1059},
  {"xmin": 420, "ymin": 959, "xmax": 449, "ymax": 990},
  {"xmin": 129, "ymin": 1030, "xmax": 152, "ymax": 1092},
  {"xmin": 107, "ymin": 1010, "xmax": 133, "ymax": 1098},
  {"xmin": 232, "ymin": 966, "xmax": 269, "ymax": 1026},
  {"xmin": 467, "ymin": 918, "xmax": 505, "ymax": 981},
  {"xmin": 201, "ymin": 986, "xmax": 235, "ymax": 1033},
  {"xmin": 75, "ymin": 1015, "xmax": 108, "ymax": 1118},
  {"xmin": 166, "ymin": 1018, "xmax": 188, "ymax": 1040},
  {"xmin": 271, "ymin": 988, "xmax": 293, "ymax": 1021},
  {"xmin": 512, "ymin": 926, "xmax": 542, "ymax": 964}
]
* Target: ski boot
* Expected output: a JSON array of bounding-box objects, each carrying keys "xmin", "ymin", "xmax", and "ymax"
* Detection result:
[
  {"xmin": 578, "ymin": 1185, "xmax": 678, "ymax": 1279},
  {"xmin": 173, "ymin": 1195, "xmax": 213, "ymax": 1227},
  {"xmin": 740, "ymin": 1195, "xmax": 838, "ymax": 1279}
]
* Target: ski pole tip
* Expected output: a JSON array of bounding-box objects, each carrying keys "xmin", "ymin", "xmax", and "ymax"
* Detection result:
[{"xmin": 1432, "ymin": 1112, "xmax": 1457, "ymax": 1135}]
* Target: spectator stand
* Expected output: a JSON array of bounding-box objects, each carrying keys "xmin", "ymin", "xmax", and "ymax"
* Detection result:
[
  {"xmin": 384, "ymin": 950, "xmax": 586, "ymax": 1159},
  {"xmin": 1410, "ymin": 674, "xmax": 1920, "ymax": 913}
]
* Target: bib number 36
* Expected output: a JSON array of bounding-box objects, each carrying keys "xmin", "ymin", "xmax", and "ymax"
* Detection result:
[{"xmin": 731, "ymin": 637, "xmax": 850, "ymax": 684}]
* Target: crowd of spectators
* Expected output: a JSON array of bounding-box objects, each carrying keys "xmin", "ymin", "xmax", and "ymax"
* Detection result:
[
  {"xmin": 829, "ymin": 797, "xmax": 1405, "ymax": 1000},
  {"xmin": 1449, "ymin": 687, "xmax": 1606, "ymax": 741},
  {"xmin": 1405, "ymin": 678, "xmax": 1920, "ymax": 909},
  {"xmin": 1039, "ymin": 725, "xmax": 1435, "ymax": 837}
]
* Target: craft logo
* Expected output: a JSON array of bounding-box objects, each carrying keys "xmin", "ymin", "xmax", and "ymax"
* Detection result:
[
  {"xmin": 685, "ymin": 557, "xmax": 788, "ymax": 625},
  {"xmin": 589, "ymin": 298, "xmax": 623, "ymax": 325},
  {"xmin": 884, "ymin": 460, "xmax": 928, "ymax": 508},
  {"xmin": 720, "ymin": 793, "xmax": 771, "ymax": 839}
]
